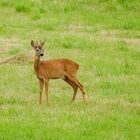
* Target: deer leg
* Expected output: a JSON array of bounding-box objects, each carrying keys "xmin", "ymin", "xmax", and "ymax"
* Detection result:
[
  {"xmin": 66, "ymin": 74, "xmax": 87, "ymax": 104},
  {"xmin": 39, "ymin": 79, "xmax": 44, "ymax": 105},
  {"xmin": 63, "ymin": 78, "xmax": 78, "ymax": 102},
  {"xmin": 77, "ymin": 79, "xmax": 87, "ymax": 103},
  {"xmin": 77, "ymin": 79, "xmax": 87, "ymax": 104},
  {"xmin": 77, "ymin": 80, "xmax": 83, "ymax": 88},
  {"xmin": 45, "ymin": 79, "xmax": 49, "ymax": 106},
  {"xmin": 78, "ymin": 80, "xmax": 87, "ymax": 104},
  {"xmin": 72, "ymin": 87, "xmax": 78, "ymax": 102},
  {"xmin": 66, "ymin": 74, "xmax": 84, "ymax": 92}
]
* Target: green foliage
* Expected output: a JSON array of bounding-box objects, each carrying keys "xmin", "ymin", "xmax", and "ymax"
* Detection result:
[{"xmin": 15, "ymin": 5, "xmax": 30, "ymax": 13}]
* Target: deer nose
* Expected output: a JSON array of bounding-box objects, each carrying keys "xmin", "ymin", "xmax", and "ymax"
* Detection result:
[{"xmin": 40, "ymin": 54, "xmax": 44, "ymax": 56}]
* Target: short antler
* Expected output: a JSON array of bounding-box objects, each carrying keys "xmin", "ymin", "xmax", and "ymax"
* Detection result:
[
  {"xmin": 36, "ymin": 40, "xmax": 38, "ymax": 46},
  {"xmin": 41, "ymin": 40, "xmax": 46, "ymax": 46}
]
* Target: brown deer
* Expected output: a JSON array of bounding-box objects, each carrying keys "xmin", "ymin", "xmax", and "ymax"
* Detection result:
[{"xmin": 31, "ymin": 40, "xmax": 87, "ymax": 105}]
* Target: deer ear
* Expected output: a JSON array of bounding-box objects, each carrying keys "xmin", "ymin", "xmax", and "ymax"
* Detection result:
[
  {"xmin": 41, "ymin": 40, "xmax": 46, "ymax": 46},
  {"xmin": 31, "ymin": 40, "xmax": 35, "ymax": 48}
]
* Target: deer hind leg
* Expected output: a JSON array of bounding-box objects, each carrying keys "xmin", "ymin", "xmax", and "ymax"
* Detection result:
[
  {"xmin": 77, "ymin": 80, "xmax": 83, "ymax": 88},
  {"xmin": 63, "ymin": 78, "xmax": 78, "ymax": 103},
  {"xmin": 66, "ymin": 74, "xmax": 87, "ymax": 104},
  {"xmin": 39, "ymin": 79, "xmax": 44, "ymax": 105},
  {"xmin": 76, "ymin": 79, "xmax": 87, "ymax": 104}
]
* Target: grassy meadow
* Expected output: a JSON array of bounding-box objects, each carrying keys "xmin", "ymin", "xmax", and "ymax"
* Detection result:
[{"xmin": 0, "ymin": 0, "xmax": 140, "ymax": 139}]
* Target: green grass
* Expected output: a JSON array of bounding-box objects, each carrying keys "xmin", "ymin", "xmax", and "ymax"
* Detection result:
[{"xmin": 0, "ymin": 0, "xmax": 140, "ymax": 140}]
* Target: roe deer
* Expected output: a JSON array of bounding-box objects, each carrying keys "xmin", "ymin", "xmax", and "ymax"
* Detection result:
[{"xmin": 31, "ymin": 40, "xmax": 87, "ymax": 105}]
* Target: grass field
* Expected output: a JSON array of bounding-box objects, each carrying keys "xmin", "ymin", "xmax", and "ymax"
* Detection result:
[{"xmin": 0, "ymin": 0, "xmax": 140, "ymax": 140}]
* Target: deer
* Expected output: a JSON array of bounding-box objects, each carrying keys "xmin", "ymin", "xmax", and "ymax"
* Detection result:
[{"xmin": 31, "ymin": 40, "xmax": 87, "ymax": 105}]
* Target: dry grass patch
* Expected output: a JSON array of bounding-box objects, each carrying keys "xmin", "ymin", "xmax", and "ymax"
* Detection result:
[
  {"xmin": 0, "ymin": 37, "xmax": 20, "ymax": 51},
  {"xmin": 95, "ymin": 29, "xmax": 140, "ymax": 49}
]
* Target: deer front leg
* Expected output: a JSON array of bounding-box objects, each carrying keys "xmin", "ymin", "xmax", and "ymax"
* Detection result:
[
  {"xmin": 45, "ymin": 79, "xmax": 49, "ymax": 106},
  {"xmin": 39, "ymin": 79, "xmax": 44, "ymax": 105}
]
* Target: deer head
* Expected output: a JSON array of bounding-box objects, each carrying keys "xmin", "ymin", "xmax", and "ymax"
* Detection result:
[{"xmin": 31, "ymin": 40, "xmax": 45, "ymax": 57}]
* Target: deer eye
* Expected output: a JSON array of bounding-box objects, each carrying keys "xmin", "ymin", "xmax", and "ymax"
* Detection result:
[{"xmin": 36, "ymin": 49, "xmax": 39, "ymax": 51}]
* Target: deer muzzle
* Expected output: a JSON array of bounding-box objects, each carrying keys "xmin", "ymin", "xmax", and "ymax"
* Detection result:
[{"xmin": 40, "ymin": 53, "xmax": 44, "ymax": 57}]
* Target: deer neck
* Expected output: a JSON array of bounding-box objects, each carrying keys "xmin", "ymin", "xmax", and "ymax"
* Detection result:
[{"xmin": 34, "ymin": 55, "xmax": 40, "ymax": 72}]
